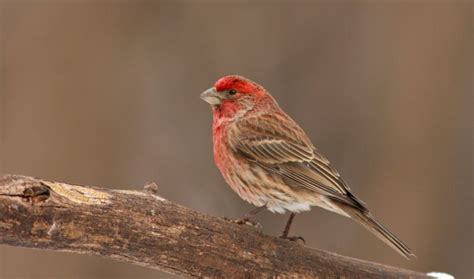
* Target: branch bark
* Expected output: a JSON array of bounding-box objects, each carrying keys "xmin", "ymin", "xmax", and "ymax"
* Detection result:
[{"xmin": 0, "ymin": 174, "xmax": 428, "ymax": 278}]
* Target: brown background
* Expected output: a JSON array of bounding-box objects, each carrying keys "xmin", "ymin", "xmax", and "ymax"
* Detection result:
[{"xmin": 0, "ymin": 1, "xmax": 472, "ymax": 278}]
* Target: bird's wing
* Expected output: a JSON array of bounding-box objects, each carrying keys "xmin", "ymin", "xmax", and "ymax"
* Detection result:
[{"xmin": 230, "ymin": 113, "xmax": 367, "ymax": 211}]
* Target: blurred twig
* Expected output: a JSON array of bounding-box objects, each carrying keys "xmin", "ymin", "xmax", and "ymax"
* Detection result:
[{"xmin": 0, "ymin": 174, "xmax": 428, "ymax": 278}]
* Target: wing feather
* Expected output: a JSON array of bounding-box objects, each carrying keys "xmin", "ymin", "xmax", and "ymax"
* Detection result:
[{"xmin": 230, "ymin": 113, "xmax": 367, "ymax": 211}]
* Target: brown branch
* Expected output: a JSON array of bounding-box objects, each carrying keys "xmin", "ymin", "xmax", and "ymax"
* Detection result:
[{"xmin": 0, "ymin": 174, "xmax": 428, "ymax": 278}]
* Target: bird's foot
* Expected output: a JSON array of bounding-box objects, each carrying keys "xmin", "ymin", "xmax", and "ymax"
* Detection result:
[
  {"xmin": 279, "ymin": 235, "xmax": 306, "ymax": 244},
  {"xmin": 224, "ymin": 217, "xmax": 263, "ymax": 230}
]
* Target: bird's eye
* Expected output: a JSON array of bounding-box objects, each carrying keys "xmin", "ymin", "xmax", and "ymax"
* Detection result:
[{"xmin": 228, "ymin": 89, "xmax": 237, "ymax": 95}]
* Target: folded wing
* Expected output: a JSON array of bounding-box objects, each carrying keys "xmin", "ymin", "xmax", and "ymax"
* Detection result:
[{"xmin": 230, "ymin": 113, "xmax": 367, "ymax": 212}]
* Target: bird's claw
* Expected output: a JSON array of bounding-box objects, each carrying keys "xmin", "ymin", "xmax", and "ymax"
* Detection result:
[
  {"xmin": 224, "ymin": 217, "xmax": 263, "ymax": 231},
  {"xmin": 280, "ymin": 235, "xmax": 306, "ymax": 244}
]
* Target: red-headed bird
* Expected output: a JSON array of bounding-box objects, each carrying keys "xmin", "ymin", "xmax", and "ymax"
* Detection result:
[{"xmin": 200, "ymin": 75, "xmax": 414, "ymax": 259}]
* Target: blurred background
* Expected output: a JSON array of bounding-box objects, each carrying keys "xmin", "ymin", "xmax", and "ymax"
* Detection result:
[{"xmin": 0, "ymin": 1, "xmax": 472, "ymax": 278}]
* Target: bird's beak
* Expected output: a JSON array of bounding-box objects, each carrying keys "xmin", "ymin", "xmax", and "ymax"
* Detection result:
[{"xmin": 200, "ymin": 87, "xmax": 222, "ymax": 106}]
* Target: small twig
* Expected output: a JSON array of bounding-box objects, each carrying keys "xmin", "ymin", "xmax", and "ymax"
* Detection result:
[{"xmin": 143, "ymin": 181, "xmax": 159, "ymax": 195}]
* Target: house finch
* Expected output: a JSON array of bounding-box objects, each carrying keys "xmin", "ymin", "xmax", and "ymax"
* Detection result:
[{"xmin": 200, "ymin": 75, "xmax": 414, "ymax": 259}]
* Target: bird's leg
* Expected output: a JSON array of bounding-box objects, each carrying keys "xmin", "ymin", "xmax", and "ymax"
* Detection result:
[
  {"xmin": 225, "ymin": 205, "xmax": 266, "ymax": 230},
  {"xmin": 280, "ymin": 213, "xmax": 305, "ymax": 243},
  {"xmin": 280, "ymin": 213, "xmax": 296, "ymax": 238},
  {"xmin": 237, "ymin": 205, "xmax": 266, "ymax": 223}
]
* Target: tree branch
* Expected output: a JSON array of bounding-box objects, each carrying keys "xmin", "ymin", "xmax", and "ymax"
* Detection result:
[{"xmin": 0, "ymin": 174, "xmax": 428, "ymax": 278}]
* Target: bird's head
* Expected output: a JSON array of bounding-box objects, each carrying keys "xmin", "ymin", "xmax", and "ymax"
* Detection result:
[{"xmin": 200, "ymin": 75, "xmax": 273, "ymax": 119}]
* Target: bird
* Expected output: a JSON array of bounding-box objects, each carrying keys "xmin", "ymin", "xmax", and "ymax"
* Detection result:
[{"xmin": 200, "ymin": 75, "xmax": 414, "ymax": 259}]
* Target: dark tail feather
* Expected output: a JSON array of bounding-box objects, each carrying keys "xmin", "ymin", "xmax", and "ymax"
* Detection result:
[{"xmin": 342, "ymin": 205, "xmax": 415, "ymax": 259}]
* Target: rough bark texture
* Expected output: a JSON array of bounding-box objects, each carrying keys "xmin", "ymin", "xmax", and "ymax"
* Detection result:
[{"xmin": 0, "ymin": 174, "xmax": 428, "ymax": 278}]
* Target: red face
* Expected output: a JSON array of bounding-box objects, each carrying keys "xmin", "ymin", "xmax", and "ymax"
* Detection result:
[
  {"xmin": 200, "ymin": 75, "xmax": 264, "ymax": 108},
  {"xmin": 214, "ymin": 76, "xmax": 261, "ymax": 94}
]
